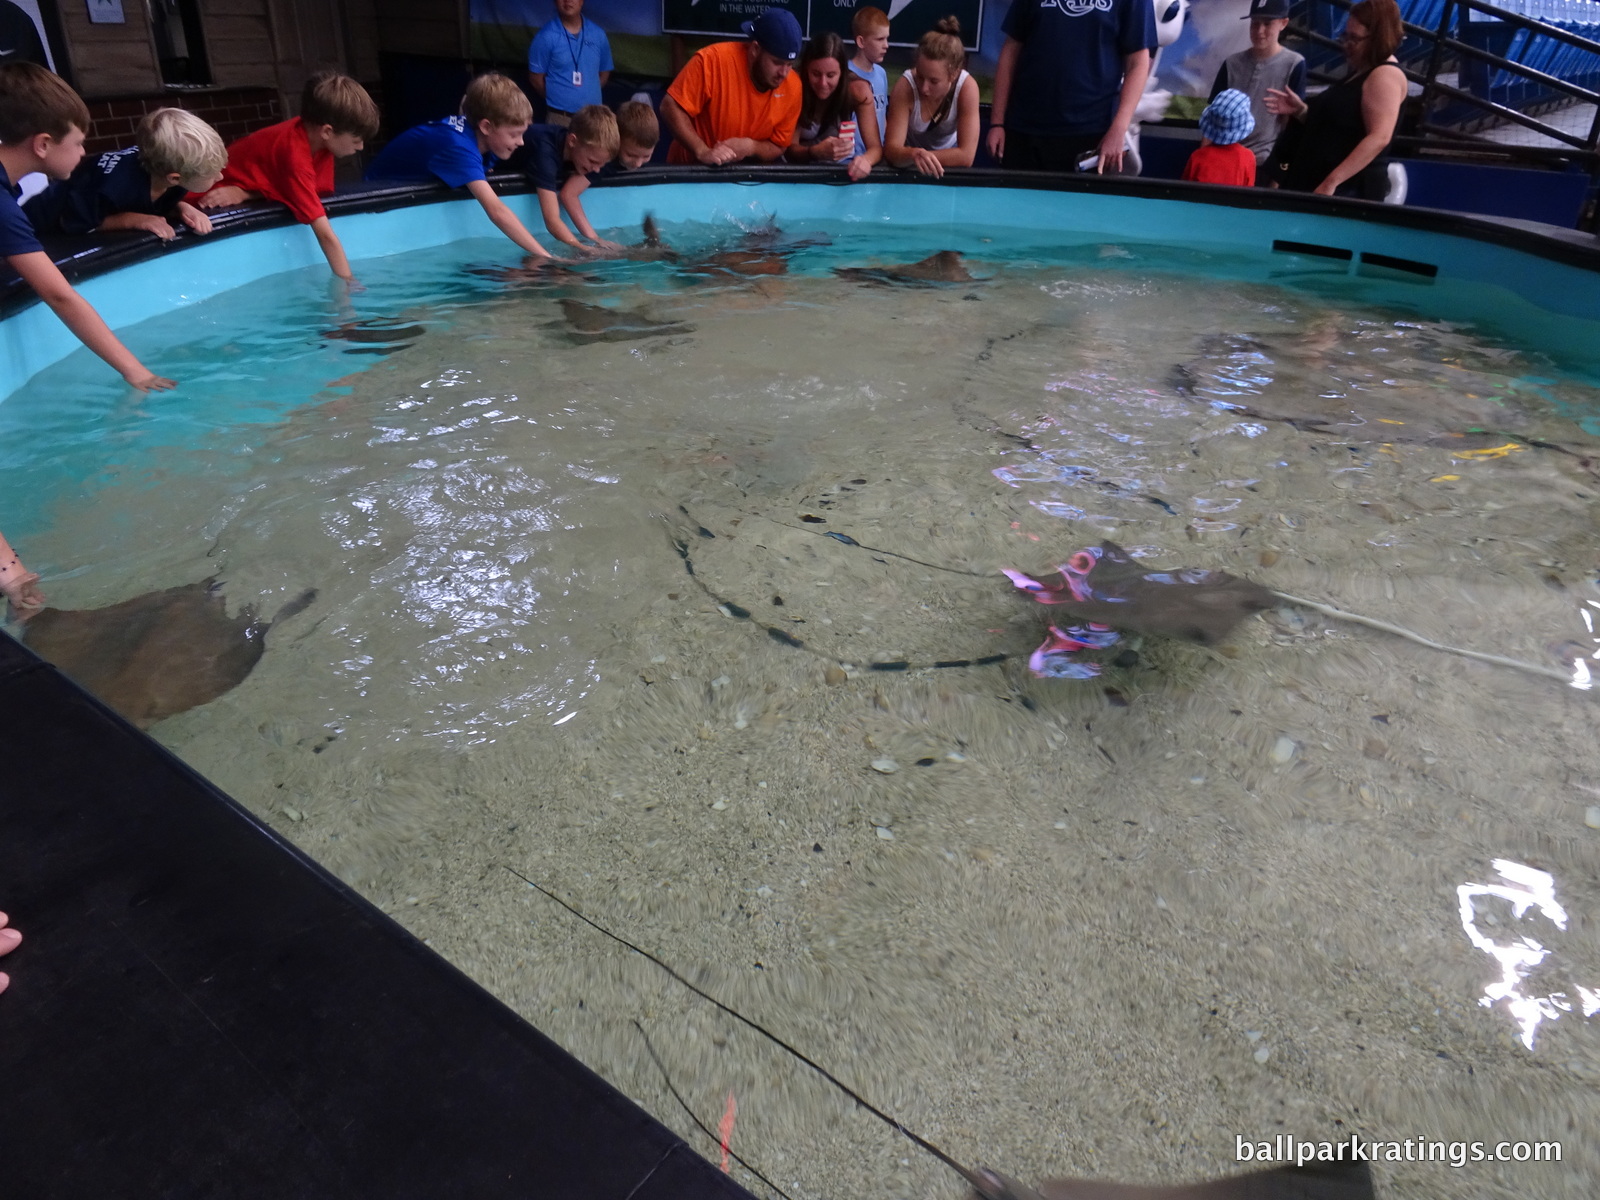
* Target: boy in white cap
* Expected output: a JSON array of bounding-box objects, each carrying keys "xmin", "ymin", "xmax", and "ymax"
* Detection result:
[
  {"xmin": 1211, "ymin": 0, "xmax": 1305, "ymax": 166},
  {"xmin": 1182, "ymin": 88, "xmax": 1256, "ymax": 186}
]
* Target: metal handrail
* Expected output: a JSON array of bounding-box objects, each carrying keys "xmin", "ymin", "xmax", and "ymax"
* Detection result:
[
  {"xmin": 1295, "ymin": 0, "xmax": 1600, "ymax": 156},
  {"xmin": 1293, "ymin": 21, "xmax": 1598, "ymax": 151}
]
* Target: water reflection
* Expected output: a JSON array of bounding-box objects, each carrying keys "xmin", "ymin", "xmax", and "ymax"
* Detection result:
[{"xmin": 1457, "ymin": 859, "xmax": 1597, "ymax": 1049}]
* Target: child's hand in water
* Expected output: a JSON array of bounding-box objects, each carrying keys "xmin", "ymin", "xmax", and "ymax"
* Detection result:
[
  {"xmin": 0, "ymin": 570, "xmax": 44, "ymax": 613},
  {"xmin": 589, "ymin": 238, "xmax": 624, "ymax": 253},
  {"xmin": 123, "ymin": 370, "xmax": 178, "ymax": 392}
]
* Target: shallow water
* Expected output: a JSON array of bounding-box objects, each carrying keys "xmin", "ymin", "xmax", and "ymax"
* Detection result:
[{"xmin": 6, "ymin": 215, "xmax": 1600, "ymax": 1198}]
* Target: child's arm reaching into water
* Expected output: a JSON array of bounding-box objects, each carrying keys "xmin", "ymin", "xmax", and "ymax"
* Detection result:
[
  {"xmin": 7, "ymin": 252, "xmax": 175, "ymax": 391},
  {"xmin": 0, "ymin": 529, "xmax": 45, "ymax": 613},
  {"xmin": 466, "ymin": 179, "xmax": 553, "ymax": 258},
  {"xmin": 556, "ymin": 174, "xmax": 623, "ymax": 252},
  {"xmin": 309, "ymin": 215, "xmax": 355, "ymax": 281}
]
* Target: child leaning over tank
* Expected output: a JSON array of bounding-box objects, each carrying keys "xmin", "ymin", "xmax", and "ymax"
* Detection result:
[
  {"xmin": 191, "ymin": 72, "xmax": 378, "ymax": 284},
  {"xmin": 366, "ymin": 73, "xmax": 556, "ymax": 261},
  {"xmin": 785, "ymin": 32, "xmax": 881, "ymax": 180},
  {"xmin": 25, "ymin": 107, "xmax": 225, "ymax": 240},
  {"xmin": 559, "ymin": 100, "xmax": 661, "ymax": 253},
  {"xmin": 0, "ymin": 63, "xmax": 174, "ymax": 390}
]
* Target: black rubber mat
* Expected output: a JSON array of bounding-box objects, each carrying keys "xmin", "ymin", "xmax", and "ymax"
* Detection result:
[{"xmin": 0, "ymin": 631, "xmax": 753, "ymax": 1200}]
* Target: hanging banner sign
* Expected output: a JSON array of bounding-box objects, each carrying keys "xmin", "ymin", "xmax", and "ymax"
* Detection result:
[
  {"xmin": 661, "ymin": 0, "xmax": 810, "ymax": 39},
  {"xmin": 810, "ymin": 0, "xmax": 984, "ymax": 52}
]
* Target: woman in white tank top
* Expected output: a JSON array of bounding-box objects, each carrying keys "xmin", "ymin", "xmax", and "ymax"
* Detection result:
[{"xmin": 884, "ymin": 18, "xmax": 981, "ymax": 178}]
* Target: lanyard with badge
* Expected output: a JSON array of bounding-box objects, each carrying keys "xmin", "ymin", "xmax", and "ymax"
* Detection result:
[{"xmin": 564, "ymin": 18, "xmax": 586, "ymax": 88}]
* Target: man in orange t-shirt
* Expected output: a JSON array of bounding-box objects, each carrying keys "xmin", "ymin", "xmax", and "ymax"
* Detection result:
[{"xmin": 662, "ymin": 8, "xmax": 803, "ymax": 166}]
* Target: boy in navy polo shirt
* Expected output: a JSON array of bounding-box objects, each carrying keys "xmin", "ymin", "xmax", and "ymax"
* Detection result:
[
  {"xmin": 0, "ymin": 63, "xmax": 174, "ymax": 391},
  {"xmin": 558, "ymin": 100, "xmax": 659, "ymax": 253},
  {"xmin": 987, "ymin": 0, "xmax": 1158, "ymax": 173},
  {"xmin": 523, "ymin": 104, "xmax": 618, "ymax": 254},
  {"xmin": 527, "ymin": 0, "xmax": 612, "ymax": 127},
  {"xmin": 26, "ymin": 107, "xmax": 226, "ymax": 240},
  {"xmin": 366, "ymin": 72, "xmax": 554, "ymax": 260}
]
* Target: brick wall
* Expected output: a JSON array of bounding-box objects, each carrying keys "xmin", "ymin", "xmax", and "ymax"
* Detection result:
[{"xmin": 83, "ymin": 88, "xmax": 283, "ymax": 157}]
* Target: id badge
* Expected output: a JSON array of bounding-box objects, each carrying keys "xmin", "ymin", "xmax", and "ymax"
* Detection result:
[{"xmin": 571, "ymin": 70, "xmax": 582, "ymax": 86}]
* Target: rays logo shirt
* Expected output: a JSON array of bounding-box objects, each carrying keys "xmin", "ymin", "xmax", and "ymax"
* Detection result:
[
  {"xmin": 24, "ymin": 147, "xmax": 183, "ymax": 236},
  {"xmin": 1002, "ymin": 0, "xmax": 1158, "ymax": 137},
  {"xmin": 366, "ymin": 116, "xmax": 495, "ymax": 189}
]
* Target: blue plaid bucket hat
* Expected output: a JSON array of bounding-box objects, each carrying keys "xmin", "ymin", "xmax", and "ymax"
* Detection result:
[{"xmin": 1200, "ymin": 88, "xmax": 1256, "ymax": 146}]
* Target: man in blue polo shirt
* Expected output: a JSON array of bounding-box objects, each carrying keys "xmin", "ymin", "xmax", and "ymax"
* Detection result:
[
  {"xmin": 986, "ymin": 0, "xmax": 1158, "ymax": 174},
  {"xmin": 527, "ymin": 0, "xmax": 613, "ymax": 127}
]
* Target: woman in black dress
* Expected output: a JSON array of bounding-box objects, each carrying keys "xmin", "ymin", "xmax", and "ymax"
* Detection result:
[{"xmin": 1263, "ymin": 0, "xmax": 1406, "ymax": 198}]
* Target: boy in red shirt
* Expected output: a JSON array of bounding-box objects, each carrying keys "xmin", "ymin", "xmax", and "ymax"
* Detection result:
[
  {"xmin": 1182, "ymin": 88, "xmax": 1256, "ymax": 187},
  {"xmin": 193, "ymin": 72, "xmax": 379, "ymax": 282}
]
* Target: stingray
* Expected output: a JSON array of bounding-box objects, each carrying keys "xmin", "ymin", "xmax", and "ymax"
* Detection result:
[
  {"xmin": 466, "ymin": 262, "xmax": 602, "ymax": 290},
  {"xmin": 18, "ymin": 580, "xmax": 316, "ymax": 729},
  {"xmin": 323, "ymin": 318, "xmax": 425, "ymax": 356},
  {"xmin": 677, "ymin": 247, "xmax": 789, "ymax": 278},
  {"xmin": 1004, "ymin": 542, "xmax": 1274, "ymax": 677},
  {"xmin": 552, "ymin": 298, "xmax": 696, "ymax": 344},
  {"xmin": 834, "ymin": 250, "xmax": 974, "ymax": 287},
  {"xmin": 966, "ymin": 1159, "xmax": 1373, "ymax": 1200},
  {"xmin": 736, "ymin": 214, "xmax": 831, "ymax": 251}
]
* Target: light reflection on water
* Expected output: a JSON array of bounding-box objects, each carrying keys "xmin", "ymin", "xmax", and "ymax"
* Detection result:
[{"xmin": 1458, "ymin": 860, "xmax": 1598, "ymax": 1050}]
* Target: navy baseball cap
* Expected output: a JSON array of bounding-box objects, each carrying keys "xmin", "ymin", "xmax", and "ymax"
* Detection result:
[
  {"xmin": 1243, "ymin": 0, "xmax": 1292, "ymax": 17},
  {"xmin": 743, "ymin": 8, "xmax": 803, "ymax": 60}
]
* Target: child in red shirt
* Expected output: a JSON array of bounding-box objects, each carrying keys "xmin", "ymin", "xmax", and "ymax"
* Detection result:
[
  {"xmin": 194, "ymin": 72, "xmax": 379, "ymax": 282},
  {"xmin": 1182, "ymin": 88, "xmax": 1256, "ymax": 187}
]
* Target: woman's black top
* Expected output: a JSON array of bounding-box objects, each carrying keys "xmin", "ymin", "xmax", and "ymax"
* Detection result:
[{"xmin": 1269, "ymin": 63, "xmax": 1400, "ymax": 199}]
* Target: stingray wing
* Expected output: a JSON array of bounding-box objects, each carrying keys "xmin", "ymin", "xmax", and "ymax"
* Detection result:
[
  {"xmin": 22, "ymin": 581, "xmax": 268, "ymax": 728},
  {"xmin": 1058, "ymin": 541, "xmax": 1274, "ymax": 644}
]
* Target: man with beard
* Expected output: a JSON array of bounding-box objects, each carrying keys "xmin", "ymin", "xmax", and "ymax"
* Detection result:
[{"xmin": 661, "ymin": 7, "xmax": 803, "ymax": 165}]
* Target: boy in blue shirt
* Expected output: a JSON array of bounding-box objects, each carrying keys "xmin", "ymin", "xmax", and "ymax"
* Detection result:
[
  {"xmin": 0, "ymin": 63, "xmax": 174, "ymax": 391},
  {"xmin": 527, "ymin": 0, "xmax": 612, "ymax": 127},
  {"xmin": 366, "ymin": 72, "xmax": 554, "ymax": 260},
  {"xmin": 26, "ymin": 106, "xmax": 225, "ymax": 241}
]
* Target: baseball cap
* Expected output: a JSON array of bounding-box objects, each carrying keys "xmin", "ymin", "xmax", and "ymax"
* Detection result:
[
  {"xmin": 1200, "ymin": 89, "xmax": 1256, "ymax": 145},
  {"xmin": 742, "ymin": 8, "xmax": 803, "ymax": 61},
  {"xmin": 1243, "ymin": 0, "xmax": 1292, "ymax": 17}
]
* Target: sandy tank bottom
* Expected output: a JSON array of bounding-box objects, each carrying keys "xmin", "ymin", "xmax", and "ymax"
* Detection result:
[{"xmin": 22, "ymin": 252, "xmax": 1600, "ymax": 1199}]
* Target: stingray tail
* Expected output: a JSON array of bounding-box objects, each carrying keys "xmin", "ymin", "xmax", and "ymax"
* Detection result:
[
  {"xmin": 642, "ymin": 212, "xmax": 662, "ymax": 248},
  {"xmin": 269, "ymin": 588, "xmax": 317, "ymax": 629}
]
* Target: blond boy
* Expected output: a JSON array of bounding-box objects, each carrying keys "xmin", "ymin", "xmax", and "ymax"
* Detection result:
[
  {"xmin": 25, "ymin": 107, "xmax": 225, "ymax": 239},
  {"xmin": 557, "ymin": 100, "xmax": 658, "ymax": 252},
  {"xmin": 366, "ymin": 73, "xmax": 554, "ymax": 259},
  {"xmin": 0, "ymin": 63, "xmax": 173, "ymax": 390}
]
